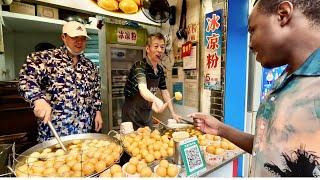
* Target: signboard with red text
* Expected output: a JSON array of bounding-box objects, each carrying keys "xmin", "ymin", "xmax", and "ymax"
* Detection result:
[{"xmin": 203, "ymin": 9, "xmax": 223, "ymax": 90}]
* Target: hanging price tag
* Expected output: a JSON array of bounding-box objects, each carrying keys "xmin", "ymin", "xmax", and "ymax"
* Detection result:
[{"xmin": 180, "ymin": 136, "xmax": 206, "ymax": 177}]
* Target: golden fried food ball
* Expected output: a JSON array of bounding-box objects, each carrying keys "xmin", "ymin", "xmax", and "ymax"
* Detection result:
[
  {"xmin": 167, "ymin": 148, "xmax": 174, "ymax": 157},
  {"xmin": 174, "ymin": 92, "xmax": 183, "ymax": 101},
  {"xmin": 42, "ymin": 167, "xmax": 56, "ymax": 177},
  {"xmin": 57, "ymin": 164, "xmax": 71, "ymax": 175},
  {"xmin": 53, "ymin": 161, "xmax": 65, "ymax": 170},
  {"xmin": 215, "ymin": 148, "xmax": 225, "ymax": 155},
  {"xmin": 65, "ymin": 154, "xmax": 77, "ymax": 163},
  {"xmin": 138, "ymin": 143, "xmax": 147, "ymax": 149},
  {"xmin": 72, "ymin": 162, "xmax": 82, "ymax": 172},
  {"xmin": 42, "ymin": 148, "xmax": 52, "ymax": 154},
  {"xmin": 110, "ymin": 164, "xmax": 122, "ymax": 175},
  {"xmin": 114, "ymin": 145, "xmax": 122, "ymax": 154},
  {"xmin": 66, "ymin": 159, "xmax": 77, "ymax": 168},
  {"xmin": 167, "ymin": 165, "xmax": 179, "ymax": 177},
  {"xmin": 141, "ymin": 149, "xmax": 149, "ymax": 158},
  {"xmin": 99, "ymin": 170, "xmax": 112, "ymax": 177},
  {"xmin": 153, "ymin": 143, "xmax": 160, "ymax": 151},
  {"xmin": 95, "ymin": 161, "xmax": 106, "ymax": 173},
  {"xmin": 145, "ymin": 154, "xmax": 154, "ymax": 163},
  {"xmin": 82, "ymin": 162, "xmax": 95, "ymax": 176},
  {"xmin": 228, "ymin": 142, "xmax": 236, "ymax": 150},
  {"xmin": 113, "ymin": 171, "xmax": 126, "ymax": 177},
  {"xmin": 104, "ymin": 155, "xmax": 114, "ymax": 167},
  {"xmin": 31, "ymin": 161, "xmax": 45, "ymax": 175},
  {"xmin": 160, "ymin": 149, "xmax": 168, "ymax": 158},
  {"xmin": 88, "ymin": 158, "xmax": 98, "ymax": 165},
  {"xmin": 147, "ymin": 144, "xmax": 154, "ymax": 151},
  {"xmin": 72, "ymin": 171, "xmax": 82, "ymax": 177},
  {"xmin": 159, "ymin": 160, "xmax": 169, "ymax": 168},
  {"xmin": 136, "ymin": 154, "xmax": 142, "ymax": 160},
  {"xmin": 125, "ymin": 163, "xmax": 137, "ymax": 175},
  {"xmin": 140, "ymin": 166, "xmax": 152, "ymax": 177},
  {"xmin": 132, "ymin": 148, "xmax": 140, "ymax": 156},
  {"xmin": 206, "ymin": 145, "xmax": 216, "ymax": 154},
  {"xmin": 154, "ymin": 151, "xmax": 161, "ymax": 160},
  {"xmin": 221, "ymin": 141, "xmax": 229, "ymax": 149},
  {"xmin": 112, "ymin": 152, "xmax": 120, "ymax": 161},
  {"xmin": 55, "ymin": 155, "xmax": 66, "ymax": 163},
  {"xmin": 169, "ymin": 140, "xmax": 174, "ymax": 147},
  {"xmin": 46, "ymin": 152, "xmax": 55, "ymax": 160},
  {"xmin": 136, "ymin": 162, "xmax": 147, "ymax": 174},
  {"xmin": 129, "ymin": 157, "xmax": 139, "ymax": 165},
  {"xmin": 71, "ymin": 162, "xmax": 82, "ymax": 171},
  {"xmin": 104, "ymin": 147, "xmax": 113, "ymax": 154},
  {"xmin": 156, "ymin": 166, "xmax": 167, "ymax": 177},
  {"xmin": 199, "ymin": 140, "xmax": 207, "ymax": 146},
  {"xmin": 45, "ymin": 159, "xmax": 55, "ymax": 168},
  {"xmin": 55, "ymin": 149, "xmax": 65, "ymax": 157}
]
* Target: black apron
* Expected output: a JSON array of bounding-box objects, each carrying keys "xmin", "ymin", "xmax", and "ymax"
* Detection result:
[{"xmin": 122, "ymin": 75, "xmax": 160, "ymax": 130}]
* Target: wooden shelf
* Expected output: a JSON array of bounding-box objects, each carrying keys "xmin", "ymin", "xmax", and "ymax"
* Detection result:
[{"xmin": 1, "ymin": 11, "xmax": 98, "ymax": 34}]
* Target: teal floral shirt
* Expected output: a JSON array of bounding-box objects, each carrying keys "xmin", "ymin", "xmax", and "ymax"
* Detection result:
[{"xmin": 251, "ymin": 48, "xmax": 320, "ymax": 177}]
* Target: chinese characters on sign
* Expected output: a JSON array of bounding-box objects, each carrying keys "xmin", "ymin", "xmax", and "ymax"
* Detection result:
[
  {"xmin": 182, "ymin": 41, "xmax": 197, "ymax": 70},
  {"xmin": 187, "ymin": 23, "xmax": 199, "ymax": 42},
  {"xmin": 117, "ymin": 28, "xmax": 137, "ymax": 44},
  {"xmin": 203, "ymin": 10, "xmax": 223, "ymax": 90}
]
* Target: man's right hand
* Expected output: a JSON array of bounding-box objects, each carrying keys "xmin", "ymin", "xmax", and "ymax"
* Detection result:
[
  {"xmin": 188, "ymin": 112, "xmax": 224, "ymax": 136},
  {"xmin": 33, "ymin": 99, "xmax": 52, "ymax": 123}
]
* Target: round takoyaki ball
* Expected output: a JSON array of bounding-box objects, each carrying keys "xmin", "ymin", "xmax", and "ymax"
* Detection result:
[
  {"xmin": 30, "ymin": 161, "xmax": 45, "ymax": 175},
  {"xmin": 44, "ymin": 158, "xmax": 55, "ymax": 168},
  {"xmin": 113, "ymin": 171, "xmax": 126, "ymax": 177},
  {"xmin": 82, "ymin": 162, "xmax": 95, "ymax": 176},
  {"xmin": 53, "ymin": 161, "xmax": 65, "ymax": 170},
  {"xmin": 136, "ymin": 162, "xmax": 147, "ymax": 174},
  {"xmin": 42, "ymin": 167, "xmax": 56, "ymax": 177},
  {"xmin": 167, "ymin": 164, "xmax": 179, "ymax": 177},
  {"xmin": 99, "ymin": 170, "xmax": 112, "ymax": 177},
  {"xmin": 15, "ymin": 164, "xmax": 31, "ymax": 177},
  {"xmin": 55, "ymin": 149, "xmax": 65, "ymax": 157},
  {"xmin": 72, "ymin": 162, "xmax": 82, "ymax": 172},
  {"xmin": 95, "ymin": 160, "xmax": 106, "ymax": 173},
  {"xmin": 72, "ymin": 171, "xmax": 82, "ymax": 177},
  {"xmin": 66, "ymin": 159, "xmax": 77, "ymax": 168},
  {"xmin": 103, "ymin": 155, "xmax": 115, "ymax": 167},
  {"xmin": 140, "ymin": 166, "xmax": 152, "ymax": 177},
  {"xmin": 110, "ymin": 164, "xmax": 122, "ymax": 175}
]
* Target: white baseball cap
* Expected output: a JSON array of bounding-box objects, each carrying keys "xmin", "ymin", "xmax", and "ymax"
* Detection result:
[{"xmin": 62, "ymin": 21, "xmax": 91, "ymax": 39}]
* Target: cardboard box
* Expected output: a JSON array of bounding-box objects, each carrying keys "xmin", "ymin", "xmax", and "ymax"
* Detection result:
[
  {"xmin": 36, "ymin": 5, "xmax": 59, "ymax": 19},
  {"xmin": 10, "ymin": 1, "xmax": 35, "ymax": 16}
]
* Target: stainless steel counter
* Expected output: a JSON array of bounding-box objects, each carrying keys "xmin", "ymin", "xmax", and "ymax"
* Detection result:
[{"xmin": 179, "ymin": 150, "xmax": 245, "ymax": 177}]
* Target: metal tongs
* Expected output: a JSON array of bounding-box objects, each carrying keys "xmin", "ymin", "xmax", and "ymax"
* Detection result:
[
  {"xmin": 47, "ymin": 121, "xmax": 67, "ymax": 152},
  {"xmin": 152, "ymin": 116, "xmax": 171, "ymax": 129},
  {"xmin": 179, "ymin": 117, "xmax": 194, "ymax": 124}
]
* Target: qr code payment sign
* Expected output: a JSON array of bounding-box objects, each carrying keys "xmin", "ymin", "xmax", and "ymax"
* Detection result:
[{"xmin": 184, "ymin": 144, "xmax": 203, "ymax": 171}]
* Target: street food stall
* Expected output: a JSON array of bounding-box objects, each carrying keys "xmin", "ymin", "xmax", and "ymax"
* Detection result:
[
  {"xmin": 0, "ymin": 0, "xmax": 246, "ymax": 177},
  {"xmin": 7, "ymin": 125, "xmax": 244, "ymax": 177}
]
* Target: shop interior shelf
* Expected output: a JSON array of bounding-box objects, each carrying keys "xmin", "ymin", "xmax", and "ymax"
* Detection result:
[{"xmin": 1, "ymin": 11, "xmax": 98, "ymax": 34}]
